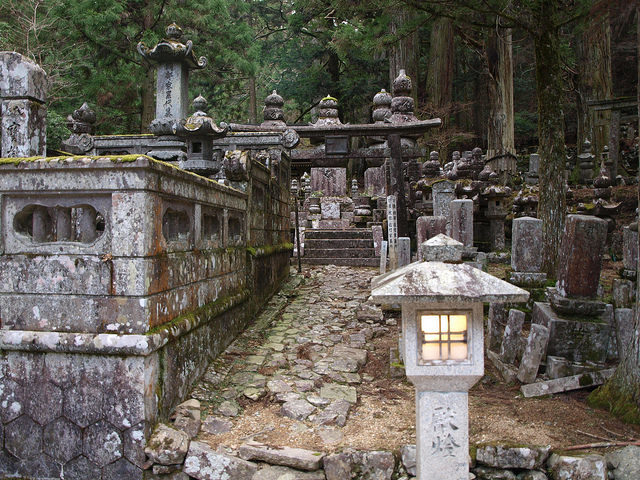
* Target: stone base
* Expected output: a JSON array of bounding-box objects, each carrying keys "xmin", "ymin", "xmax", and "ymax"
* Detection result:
[
  {"xmin": 547, "ymin": 287, "xmax": 607, "ymax": 316},
  {"xmin": 510, "ymin": 272, "xmax": 547, "ymax": 287},
  {"xmin": 533, "ymin": 302, "xmax": 612, "ymax": 363}
]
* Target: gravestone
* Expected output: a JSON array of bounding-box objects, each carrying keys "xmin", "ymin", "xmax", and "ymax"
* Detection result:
[
  {"xmin": 525, "ymin": 153, "xmax": 540, "ymax": 185},
  {"xmin": 556, "ymin": 215, "xmax": 608, "ymax": 299},
  {"xmin": 398, "ymin": 237, "xmax": 411, "ymax": 267},
  {"xmin": 431, "ymin": 180, "xmax": 456, "ymax": 226},
  {"xmin": 450, "ymin": 199, "xmax": 473, "ymax": 247},
  {"xmin": 623, "ymin": 226, "xmax": 638, "ymax": 278},
  {"xmin": 416, "ymin": 216, "xmax": 447, "ymax": 251},
  {"xmin": 0, "ymin": 51, "xmax": 47, "ymax": 157},
  {"xmin": 510, "ymin": 216, "xmax": 546, "ymax": 286}
]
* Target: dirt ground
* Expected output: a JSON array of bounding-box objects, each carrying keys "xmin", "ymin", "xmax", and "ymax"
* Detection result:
[{"xmin": 203, "ymin": 324, "xmax": 640, "ymax": 455}]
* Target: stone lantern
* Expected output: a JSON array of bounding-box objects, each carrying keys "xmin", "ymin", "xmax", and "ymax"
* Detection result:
[
  {"xmin": 173, "ymin": 94, "xmax": 227, "ymax": 176},
  {"xmin": 371, "ymin": 261, "xmax": 528, "ymax": 480}
]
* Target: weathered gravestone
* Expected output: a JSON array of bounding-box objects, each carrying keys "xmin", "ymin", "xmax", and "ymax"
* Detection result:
[{"xmin": 0, "ymin": 51, "xmax": 47, "ymax": 157}]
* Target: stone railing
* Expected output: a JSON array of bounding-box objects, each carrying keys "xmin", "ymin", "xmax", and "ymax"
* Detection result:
[{"xmin": 0, "ymin": 154, "xmax": 291, "ymax": 479}]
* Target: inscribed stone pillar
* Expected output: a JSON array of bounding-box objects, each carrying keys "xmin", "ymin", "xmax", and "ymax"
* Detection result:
[
  {"xmin": 0, "ymin": 51, "xmax": 47, "ymax": 157},
  {"xmin": 416, "ymin": 390, "xmax": 469, "ymax": 480},
  {"xmin": 416, "ymin": 216, "xmax": 447, "ymax": 248},
  {"xmin": 387, "ymin": 195, "xmax": 398, "ymax": 270},
  {"xmin": 557, "ymin": 215, "xmax": 608, "ymax": 298},
  {"xmin": 511, "ymin": 217, "xmax": 543, "ymax": 273},
  {"xmin": 310, "ymin": 167, "xmax": 347, "ymax": 196},
  {"xmin": 431, "ymin": 180, "xmax": 456, "ymax": 223},
  {"xmin": 450, "ymin": 199, "xmax": 473, "ymax": 247}
]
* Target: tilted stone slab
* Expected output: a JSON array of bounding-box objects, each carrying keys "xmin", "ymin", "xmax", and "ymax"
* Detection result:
[
  {"xmin": 238, "ymin": 443, "xmax": 325, "ymax": 471},
  {"xmin": 516, "ymin": 324, "xmax": 550, "ymax": 384},
  {"xmin": 520, "ymin": 368, "xmax": 615, "ymax": 398}
]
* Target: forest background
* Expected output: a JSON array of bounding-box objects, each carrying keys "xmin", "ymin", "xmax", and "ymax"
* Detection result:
[{"xmin": 0, "ymin": 0, "xmax": 636, "ymax": 155}]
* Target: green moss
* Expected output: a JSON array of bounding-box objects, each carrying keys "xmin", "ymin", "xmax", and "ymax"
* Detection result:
[
  {"xmin": 588, "ymin": 382, "xmax": 640, "ymax": 424},
  {"xmin": 146, "ymin": 288, "xmax": 248, "ymax": 337},
  {"xmin": 0, "ymin": 154, "xmax": 143, "ymax": 165},
  {"xmin": 246, "ymin": 243, "xmax": 293, "ymax": 257},
  {"xmin": 579, "ymin": 373, "xmax": 594, "ymax": 386}
]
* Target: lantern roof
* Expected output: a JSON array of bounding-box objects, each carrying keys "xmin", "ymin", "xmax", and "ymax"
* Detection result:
[{"xmin": 371, "ymin": 261, "xmax": 529, "ymax": 304}]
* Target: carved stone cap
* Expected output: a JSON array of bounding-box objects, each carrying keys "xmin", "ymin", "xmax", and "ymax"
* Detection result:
[
  {"xmin": 137, "ymin": 23, "xmax": 207, "ymax": 69},
  {"xmin": 392, "ymin": 69, "xmax": 412, "ymax": 97}
]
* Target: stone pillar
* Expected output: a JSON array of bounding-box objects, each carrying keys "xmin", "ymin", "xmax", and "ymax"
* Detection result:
[
  {"xmin": 622, "ymin": 226, "xmax": 638, "ymax": 278},
  {"xmin": 525, "ymin": 153, "xmax": 540, "ymax": 184},
  {"xmin": 416, "ymin": 390, "xmax": 469, "ymax": 480},
  {"xmin": 387, "ymin": 195, "xmax": 398, "ymax": 270},
  {"xmin": 510, "ymin": 216, "xmax": 546, "ymax": 286},
  {"xmin": 0, "ymin": 51, "xmax": 47, "ymax": 157},
  {"xmin": 431, "ymin": 180, "xmax": 456, "ymax": 234},
  {"xmin": 450, "ymin": 199, "xmax": 473, "ymax": 247},
  {"xmin": 557, "ymin": 215, "xmax": 608, "ymax": 298},
  {"xmin": 398, "ymin": 237, "xmax": 411, "ymax": 267},
  {"xmin": 416, "ymin": 216, "xmax": 447, "ymax": 248},
  {"xmin": 609, "ymin": 110, "xmax": 620, "ymax": 179}
]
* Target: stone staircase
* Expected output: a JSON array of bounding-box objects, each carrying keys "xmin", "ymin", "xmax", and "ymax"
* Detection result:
[{"xmin": 303, "ymin": 228, "xmax": 379, "ymax": 266}]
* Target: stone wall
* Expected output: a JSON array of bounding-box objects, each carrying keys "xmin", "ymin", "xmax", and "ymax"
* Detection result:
[{"xmin": 0, "ymin": 154, "xmax": 291, "ymax": 479}]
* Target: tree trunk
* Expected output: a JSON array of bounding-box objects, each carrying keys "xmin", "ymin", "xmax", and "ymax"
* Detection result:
[
  {"xmin": 248, "ymin": 75, "xmax": 258, "ymax": 124},
  {"xmin": 140, "ymin": 63, "xmax": 155, "ymax": 133},
  {"xmin": 587, "ymin": 5, "xmax": 640, "ymax": 425},
  {"xmin": 389, "ymin": 8, "xmax": 419, "ymax": 102},
  {"xmin": 576, "ymin": 10, "xmax": 613, "ymax": 157},
  {"xmin": 486, "ymin": 24, "xmax": 515, "ymax": 159},
  {"xmin": 426, "ymin": 17, "xmax": 454, "ymax": 116},
  {"xmin": 534, "ymin": 9, "xmax": 566, "ymax": 277}
]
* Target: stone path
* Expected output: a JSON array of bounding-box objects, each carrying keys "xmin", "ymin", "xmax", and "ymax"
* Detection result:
[{"xmin": 190, "ymin": 265, "xmax": 404, "ymax": 446}]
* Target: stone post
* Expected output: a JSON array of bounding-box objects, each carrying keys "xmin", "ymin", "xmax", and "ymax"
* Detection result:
[
  {"xmin": 137, "ymin": 24, "xmax": 207, "ymax": 162},
  {"xmin": 525, "ymin": 153, "xmax": 540, "ymax": 184},
  {"xmin": 431, "ymin": 180, "xmax": 456, "ymax": 234},
  {"xmin": 0, "ymin": 52, "xmax": 47, "ymax": 157},
  {"xmin": 450, "ymin": 199, "xmax": 473, "ymax": 247},
  {"xmin": 510, "ymin": 216, "xmax": 546, "ymax": 286}
]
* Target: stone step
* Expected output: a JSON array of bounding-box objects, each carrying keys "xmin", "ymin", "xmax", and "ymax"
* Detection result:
[
  {"xmin": 304, "ymin": 229, "xmax": 373, "ymax": 240},
  {"xmin": 304, "ymin": 248, "xmax": 377, "ymax": 259},
  {"xmin": 304, "ymin": 238, "xmax": 373, "ymax": 249},
  {"xmin": 300, "ymin": 257, "xmax": 380, "ymax": 267}
]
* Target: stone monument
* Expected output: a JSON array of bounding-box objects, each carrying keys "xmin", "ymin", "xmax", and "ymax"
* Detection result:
[{"xmin": 0, "ymin": 51, "xmax": 47, "ymax": 157}]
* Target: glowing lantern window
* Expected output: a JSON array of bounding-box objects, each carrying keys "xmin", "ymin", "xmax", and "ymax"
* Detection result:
[{"xmin": 419, "ymin": 312, "xmax": 469, "ymax": 362}]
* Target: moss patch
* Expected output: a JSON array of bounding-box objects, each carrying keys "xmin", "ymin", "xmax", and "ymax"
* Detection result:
[
  {"xmin": 588, "ymin": 382, "xmax": 640, "ymax": 425},
  {"xmin": 247, "ymin": 243, "xmax": 293, "ymax": 257}
]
